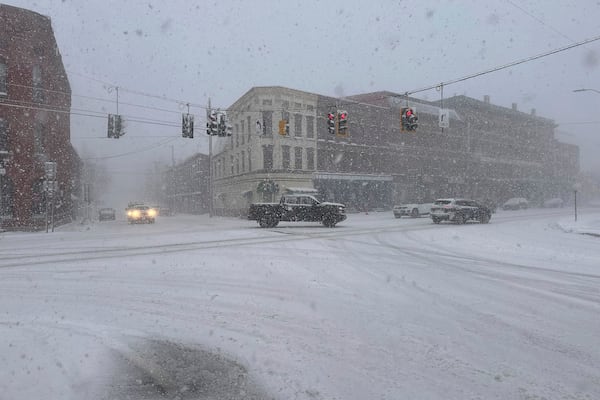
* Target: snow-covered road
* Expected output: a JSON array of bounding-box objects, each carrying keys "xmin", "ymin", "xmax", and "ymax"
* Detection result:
[{"xmin": 1, "ymin": 209, "xmax": 599, "ymax": 399}]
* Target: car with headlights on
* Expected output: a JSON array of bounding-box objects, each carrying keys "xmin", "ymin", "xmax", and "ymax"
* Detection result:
[{"xmin": 126, "ymin": 204, "xmax": 157, "ymax": 224}]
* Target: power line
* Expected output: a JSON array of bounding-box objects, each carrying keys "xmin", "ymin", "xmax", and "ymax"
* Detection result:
[
  {"xmin": 83, "ymin": 137, "xmax": 178, "ymax": 161},
  {"xmin": 504, "ymin": 0, "xmax": 576, "ymax": 43},
  {"xmin": 405, "ymin": 34, "xmax": 600, "ymax": 95}
]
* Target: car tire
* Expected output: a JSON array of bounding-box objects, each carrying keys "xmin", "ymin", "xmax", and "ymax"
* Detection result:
[
  {"xmin": 411, "ymin": 208, "xmax": 419, "ymax": 218},
  {"xmin": 322, "ymin": 217, "xmax": 337, "ymax": 228},
  {"xmin": 479, "ymin": 213, "xmax": 490, "ymax": 224},
  {"xmin": 394, "ymin": 215, "xmax": 401, "ymax": 219},
  {"xmin": 432, "ymin": 217, "xmax": 441, "ymax": 224},
  {"xmin": 455, "ymin": 213, "xmax": 465, "ymax": 224}
]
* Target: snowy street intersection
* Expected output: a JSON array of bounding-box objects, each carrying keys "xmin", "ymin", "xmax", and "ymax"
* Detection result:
[{"xmin": 1, "ymin": 209, "xmax": 599, "ymax": 399}]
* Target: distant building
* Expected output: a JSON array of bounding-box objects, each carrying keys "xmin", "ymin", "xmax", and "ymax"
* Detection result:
[
  {"xmin": 164, "ymin": 153, "xmax": 210, "ymax": 214},
  {"xmin": 0, "ymin": 4, "xmax": 78, "ymax": 230}
]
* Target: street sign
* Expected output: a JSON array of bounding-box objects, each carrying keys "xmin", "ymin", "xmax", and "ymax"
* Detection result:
[{"xmin": 438, "ymin": 109, "xmax": 450, "ymax": 129}]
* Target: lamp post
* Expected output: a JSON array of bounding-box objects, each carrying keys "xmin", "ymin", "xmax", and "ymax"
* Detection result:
[{"xmin": 573, "ymin": 182, "xmax": 582, "ymax": 222}]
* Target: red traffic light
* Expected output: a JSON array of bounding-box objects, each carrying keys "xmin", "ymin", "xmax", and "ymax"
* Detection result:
[
  {"xmin": 339, "ymin": 112, "xmax": 347, "ymax": 120},
  {"xmin": 327, "ymin": 113, "xmax": 335, "ymax": 120}
]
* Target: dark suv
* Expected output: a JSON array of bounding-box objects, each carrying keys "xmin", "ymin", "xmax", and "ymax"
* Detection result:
[{"xmin": 430, "ymin": 198, "xmax": 492, "ymax": 224}]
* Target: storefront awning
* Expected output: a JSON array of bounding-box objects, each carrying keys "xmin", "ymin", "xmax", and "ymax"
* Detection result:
[{"xmin": 313, "ymin": 173, "xmax": 393, "ymax": 182}]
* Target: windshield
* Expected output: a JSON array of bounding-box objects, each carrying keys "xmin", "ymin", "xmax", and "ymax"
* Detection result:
[{"xmin": 1, "ymin": 1, "xmax": 600, "ymax": 399}]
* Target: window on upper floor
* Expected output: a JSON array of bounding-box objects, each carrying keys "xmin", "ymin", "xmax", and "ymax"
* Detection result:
[
  {"xmin": 295, "ymin": 147, "xmax": 303, "ymax": 170},
  {"xmin": 294, "ymin": 114, "xmax": 302, "ymax": 137},
  {"xmin": 262, "ymin": 111, "xmax": 273, "ymax": 136},
  {"xmin": 307, "ymin": 148, "xmax": 315, "ymax": 170},
  {"xmin": 306, "ymin": 116, "xmax": 314, "ymax": 138},
  {"xmin": 0, "ymin": 62, "xmax": 7, "ymax": 97},
  {"xmin": 247, "ymin": 116, "xmax": 252, "ymax": 142},
  {"xmin": 281, "ymin": 145, "xmax": 290, "ymax": 170},
  {"xmin": 32, "ymin": 65, "xmax": 44, "ymax": 103},
  {"xmin": 0, "ymin": 119, "xmax": 7, "ymax": 152},
  {"xmin": 262, "ymin": 145, "xmax": 273, "ymax": 171},
  {"xmin": 34, "ymin": 121, "xmax": 45, "ymax": 155}
]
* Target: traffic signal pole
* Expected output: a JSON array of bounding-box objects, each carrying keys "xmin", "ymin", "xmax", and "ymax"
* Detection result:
[{"xmin": 208, "ymin": 98, "xmax": 213, "ymax": 218}]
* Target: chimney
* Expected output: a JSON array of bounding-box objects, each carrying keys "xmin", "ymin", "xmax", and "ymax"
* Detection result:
[
  {"xmin": 512, "ymin": 103, "xmax": 517, "ymax": 111},
  {"xmin": 483, "ymin": 95, "xmax": 490, "ymax": 104},
  {"xmin": 531, "ymin": 108, "xmax": 536, "ymax": 116}
]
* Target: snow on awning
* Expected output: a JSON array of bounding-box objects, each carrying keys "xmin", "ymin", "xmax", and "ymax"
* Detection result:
[
  {"xmin": 314, "ymin": 173, "xmax": 393, "ymax": 182},
  {"xmin": 284, "ymin": 187, "xmax": 319, "ymax": 194}
]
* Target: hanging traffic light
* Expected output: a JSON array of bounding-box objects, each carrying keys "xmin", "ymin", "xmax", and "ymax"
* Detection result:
[
  {"xmin": 401, "ymin": 107, "xmax": 418, "ymax": 132},
  {"xmin": 278, "ymin": 119, "xmax": 289, "ymax": 136},
  {"xmin": 182, "ymin": 113, "xmax": 194, "ymax": 138},
  {"xmin": 107, "ymin": 114, "xmax": 124, "ymax": 138},
  {"xmin": 206, "ymin": 111, "xmax": 218, "ymax": 135},
  {"xmin": 337, "ymin": 110, "xmax": 348, "ymax": 137},
  {"xmin": 327, "ymin": 112, "xmax": 336, "ymax": 134},
  {"xmin": 214, "ymin": 111, "xmax": 232, "ymax": 137}
]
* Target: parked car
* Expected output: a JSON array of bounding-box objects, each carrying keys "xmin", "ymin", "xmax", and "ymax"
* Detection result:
[
  {"xmin": 159, "ymin": 206, "xmax": 173, "ymax": 216},
  {"xmin": 430, "ymin": 198, "xmax": 492, "ymax": 224},
  {"xmin": 478, "ymin": 198, "xmax": 498, "ymax": 213},
  {"xmin": 543, "ymin": 198, "xmax": 564, "ymax": 208},
  {"xmin": 98, "ymin": 208, "xmax": 116, "ymax": 221},
  {"xmin": 126, "ymin": 204, "xmax": 157, "ymax": 224},
  {"xmin": 502, "ymin": 197, "xmax": 529, "ymax": 210},
  {"xmin": 248, "ymin": 194, "xmax": 346, "ymax": 228},
  {"xmin": 393, "ymin": 203, "xmax": 433, "ymax": 218}
]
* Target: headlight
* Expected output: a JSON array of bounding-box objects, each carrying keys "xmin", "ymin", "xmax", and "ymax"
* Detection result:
[
  {"xmin": 132, "ymin": 210, "xmax": 141, "ymax": 218},
  {"xmin": 127, "ymin": 210, "xmax": 132, "ymax": 216},
  {"xmin": 148, "ymin": 208, "xmax": 157, "ymax": 217}
]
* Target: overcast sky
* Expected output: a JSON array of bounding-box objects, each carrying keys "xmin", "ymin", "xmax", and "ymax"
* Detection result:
[{"xmin": 4, "ymin": 0, "xmax": 600, "ymax": 200}]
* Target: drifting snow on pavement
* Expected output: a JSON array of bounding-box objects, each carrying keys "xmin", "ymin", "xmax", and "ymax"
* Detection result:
[{"xmin": 0, "ymin": 210, "xmax": 599, "ymax": 399}]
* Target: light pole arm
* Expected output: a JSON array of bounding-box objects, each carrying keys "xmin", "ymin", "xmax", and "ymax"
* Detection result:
[{"xmin": 573, "ymin": 88, "xmax": 600, "ymax": 94}]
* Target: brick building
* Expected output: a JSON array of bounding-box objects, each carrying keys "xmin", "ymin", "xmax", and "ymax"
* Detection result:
[{"xmin": 0, "ymin": 4, "xmax": 78, "ymax": 230}]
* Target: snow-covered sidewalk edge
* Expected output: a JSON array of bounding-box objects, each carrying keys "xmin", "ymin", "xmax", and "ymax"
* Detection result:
[{"xmin": 555, "ymin": 213, "xmax": 600, "ymax": 237}]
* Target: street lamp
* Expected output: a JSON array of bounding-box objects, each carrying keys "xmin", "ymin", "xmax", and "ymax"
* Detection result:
[
  {"xmin": 573, "ymin": 182, "xmax": 582, "ymax": 222},
  {"xmin": 573, "ymin": 88, "xmax": 600, "ymax": 94}
]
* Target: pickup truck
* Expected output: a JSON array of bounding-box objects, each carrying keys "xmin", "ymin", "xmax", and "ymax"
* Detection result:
[{"xmin": 248, "ymin": 194, "xmax": 347, "ymax": 228}]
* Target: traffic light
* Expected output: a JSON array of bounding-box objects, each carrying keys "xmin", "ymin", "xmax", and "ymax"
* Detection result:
[
  {"xmin": 206, "ymin": 110, "xmax": 219, "ymax": 136},
  {"xmin": 401, "ymin": 107, "xmax": 418, "ymax": 132},
  {"xmin": 107, "ymin": 114, "xmax": 124, "ymax": 138},
  {"xmin": 215, "ymin": 111, "xmax": 232, "ymax": 136},
  {"xmin": 182, "ymin": 113, "xmax": 194, "ymax": 138},
  {"xmin": 206, "ymin": 111, "xmax": 218, "ymax": 135},
  {"xmin": 278, "ymin": 119, "xmax": 289, "ymax": 135},
  {"xmin": 337, "ymin": 110, "xmax": 348, "ymax": 137},
  {"xmin": 327, "ymin": 112, "xmax": 335, "ymax": 134}
]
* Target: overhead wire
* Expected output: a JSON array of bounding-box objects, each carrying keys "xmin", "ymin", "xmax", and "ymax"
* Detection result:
[{"xmin": 403, "ymin": 34, "xmax": 600, "ymax": 96}]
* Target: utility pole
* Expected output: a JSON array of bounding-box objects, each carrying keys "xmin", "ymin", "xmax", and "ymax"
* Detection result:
[{"xmin": 207, "ymin": 98, "xmax": 213, "ymax": 218}]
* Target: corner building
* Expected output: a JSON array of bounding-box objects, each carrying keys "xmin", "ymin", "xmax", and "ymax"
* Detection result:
[
  {"xmin": 210, "ymin": 87, "xmax": 579, "ymax": 215},
  {"xmin": 0, "ymin": 4, "xmax": 77, "ymax": 230}
]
